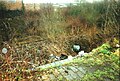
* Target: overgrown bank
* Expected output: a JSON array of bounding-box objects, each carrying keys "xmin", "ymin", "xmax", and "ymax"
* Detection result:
[
  {"xmin": 0, "ymin": 40, "xmax": 119, "ymax": 81},
  {"xmin": 0, "ymin": 1, "xmax": 119, "ymax": 80},
  {"xmin": 0, "ymin": 0, "xmax": 120, "ymax": 54}
]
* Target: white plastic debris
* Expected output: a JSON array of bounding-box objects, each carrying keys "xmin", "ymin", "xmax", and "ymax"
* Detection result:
[
  {"xmin": 49, "ymin": 54, "xmax": 60, "ymax": 62},
  {"xmin": 78, "ymin": 51, "xmax": 85, "ymax": 56},
  {"xmin": 49, "ymin": 54, "xmax": 55, "ymax": 59},
  {"xmin": 116, "ymin": 44, "xmax": 120, "ymax": 48},
  {"xmin": 55, "ymin": 56, "xmax": 60, "ymax": 60},
  {"xmin": 50, "ymin": 54, "xmax": 54, "ymax": 57},
  {"xmin": 68, "ymin": 55, "xmax": 73, "ymax": 60},
  {"xmin": 73, "ymin": 45, "xmax": 80, "ymax": 51},
  {"xmin": 2, "ymin": 47, "xmax": 8, "ymax": 54}
]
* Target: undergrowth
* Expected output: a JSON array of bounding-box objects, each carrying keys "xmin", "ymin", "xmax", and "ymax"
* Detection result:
[
  {"xmin": 0, "ymin": 0, "xmax": 119, "ymax": 81},
  {"xmin": 71, "ymin": 43, "xmax": 119, "ymax": 81}
]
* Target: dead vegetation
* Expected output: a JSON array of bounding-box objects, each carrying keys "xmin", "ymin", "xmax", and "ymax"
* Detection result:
[{"xmin": 0, "ymin": 0, "xmax": 119, "ymax": 80}]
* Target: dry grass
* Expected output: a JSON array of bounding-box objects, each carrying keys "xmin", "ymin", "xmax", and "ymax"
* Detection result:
[{"xmin": 0, "ymin": 1, "xmax": 119, "ymax": 80}]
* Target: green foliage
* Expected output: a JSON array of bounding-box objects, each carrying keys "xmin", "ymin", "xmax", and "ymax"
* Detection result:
[
  {"xmin": 99, "ymin": 43, "xmax": 111, "ymax": 55},
  {"xmin": 100, "ymin": 49, "xmax": 111, "ymax": 55},
  {"xmin": 92, "ymin": 43, "xmax": 112, "ymax": 55},
  {"xmin": 66, "ymin": 43, "xmax": 119, "ymax": 81},
  {"xmin": 113, "ymin": 38, "xmax": 119, "ymax": 44},
  {"xmin": 80, "ymin": 44, "xmax": 119, "ymax": 81},
  {"xmin": 58, "ymin": 76, "xmax": 64, "ymax": 81},
  {"xmin": 81, "ymin": 56, "xmax": 119, "ymax": 81},
  {"xmin": 100, "ymin": 43, "xmax": 111, "ymax": 49}
]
